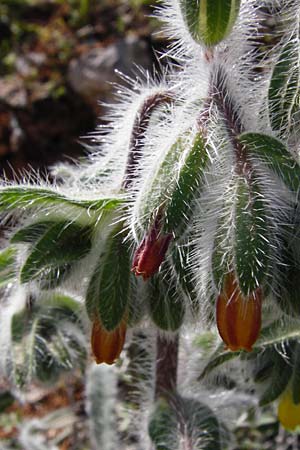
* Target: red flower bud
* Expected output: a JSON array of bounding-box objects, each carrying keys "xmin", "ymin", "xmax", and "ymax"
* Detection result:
[
  {"xmin": 91, "ymin": 319, "xmax": 126, "ymax": 365},
  {"xmin": 216, "ymin": 272, "xmax": 262, "ymax": 352},
  {"xmin": 132, "ymin": 218, "xmax": 172, "ymax": 280}
]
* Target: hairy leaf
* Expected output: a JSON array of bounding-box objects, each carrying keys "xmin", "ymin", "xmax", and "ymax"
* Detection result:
[
  {"xmin": 86, "ymin": 224, "xmax": 130, "ymax": 330},
  {"xmin": 0, "ymin": 246, "xmax": 17, "ymax": 287},
  {"xmin": 179, "ymin": 0, "xmax": 241, "ymax": 46},
  {"xmin": 0, "ymin": 186, "xmax": 123, "ymax": 213},
  {"xmin": 20, "ymin": 221, "xmax": 92, "ymax": 283},
  {"xmin": 198, "ymin": 320, "xmax": 300, "ymax": 380},
  {"xmin": 11, "ymin": 221, "xmax": 57, "ymax": 244},
  {"xmin": 234, "ymin": 177, "xmax": 269, "ymax": 295},
  {"xmin": 239, "ymin": 132, "xmax": 300, "ymax": 193},
  {"xmin": 269, "ymin": 39, "xmax": 300, "ymax": 136},
  {"xmin": 11, "ymin": 294, "xmax": 86, "ymax": 387},
  {"xmin": 140, "ymin": 131, "xmax": 207, "ymax": 236},
  {"xmin": 149, "ymin": 273, "xmax": 185, "ymax": 332}
]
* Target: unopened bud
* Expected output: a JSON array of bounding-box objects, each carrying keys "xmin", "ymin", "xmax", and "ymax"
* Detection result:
[{"xmin": 132, "ymin": 216, "xmax": 172, "ymax": 280}]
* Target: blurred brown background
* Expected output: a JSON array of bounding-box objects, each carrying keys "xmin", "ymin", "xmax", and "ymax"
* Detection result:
[{"xmin": 0, "ymin": 0, "xmax": 164, "ymax": 178}]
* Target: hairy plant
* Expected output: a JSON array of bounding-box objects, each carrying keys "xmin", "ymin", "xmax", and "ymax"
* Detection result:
[{"xmin": 1, "ymin": 0, "xmax": 300, "ymax": 448}]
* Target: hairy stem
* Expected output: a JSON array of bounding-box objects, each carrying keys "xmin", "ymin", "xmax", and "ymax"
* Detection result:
[
  {"xmin": 155, "ymin": 334, "xmax": 179, "ymax": 399},
  {"xmin": 122, "ymin": 91, "xmax": 173, "ymax": 189}
]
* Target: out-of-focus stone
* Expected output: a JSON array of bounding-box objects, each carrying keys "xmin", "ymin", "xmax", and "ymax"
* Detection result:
[
  {"xmin": 0, "ymin": 77, "xmax": 28, "ymax": 108},
  {"xmin": 67, "ymin": 35, "xmax": 152, "ymax": 109}
]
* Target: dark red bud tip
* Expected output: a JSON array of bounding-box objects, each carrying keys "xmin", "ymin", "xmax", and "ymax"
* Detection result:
[
  {"xmin": 216, "ymin": 272, "xmax": 262, "ymax": 352},
  {"xmin": 132, "ymin": 220, "xmax": 172, "ymax": 280}
]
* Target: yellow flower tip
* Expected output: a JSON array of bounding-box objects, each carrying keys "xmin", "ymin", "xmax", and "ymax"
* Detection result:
[
  {"xmin": 278, "ymin": 389, "xmax": 300, "ymax": 431},
  {"xmin": 216, "ymin": 272, "xmax": 262, "ymax": 353},
  {"xmin": 91, "ymin": 319, "xmax": 127, "ymax": 365}
]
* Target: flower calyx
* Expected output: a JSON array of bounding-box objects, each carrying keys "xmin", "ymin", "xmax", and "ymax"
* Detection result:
[
  {"xmin": 216, "ymin": 272, "xmax": 262, "ymax": 352},
  {"xmin": 91, "ymin": 318, "xmax": 127, "ymax": 365}
]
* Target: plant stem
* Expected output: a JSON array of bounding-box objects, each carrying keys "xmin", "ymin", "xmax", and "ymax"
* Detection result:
[
  {"xmin": 122, "ymin": 91, "xmax": 173, "ymax": 189},
  {"xmin": 155, "ymin": 333, "xmax": 179, "ymax": 399}
]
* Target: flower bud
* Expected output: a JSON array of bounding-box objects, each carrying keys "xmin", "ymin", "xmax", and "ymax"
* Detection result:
[
  {"xmin": 91, "ymin": 319, "xmax": 126, "ymax": 365},
  {"xmin": 179, "ymin": 0, "xmax": 241, "ymax": 47},
  {"xmin": 216, "ymin": 272, "xmax": 262, "ymax": 352},
  {"xmin": 278, "ymin": 387, "xmax": 300, "ymax": 431},
  {"xmin": 132, "ymin": 216, "xmax": 172, "ymax": 280}
]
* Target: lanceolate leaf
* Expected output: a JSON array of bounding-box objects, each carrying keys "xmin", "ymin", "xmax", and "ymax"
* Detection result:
[
  {"xmin": 20, "ymin": 221, "xmax": 92, "ymax": 283},
  {"xmin": 239, "ymin": 132, "xmax": 300, "ymax": 193},
  {"xmin": 0, "ymin": 246, "xmax": 17, "ymax": 287},
  {"xmin": 11, "ymin": 220, "xmax": 57, "ymax": 244},
  {"xmin": 212, "ymin": 176, "xmax": 269, "ymax": 295},
  {"xmin": 179, "ymin": 0, "xmax": 241, "ymax": 46},
  {"xmin": 0, "ymin": 186, "xmax": 123, "ymax": 213},
  {"xmin": 234, "ymin": 177, "xmax": 269, "ymax": 295},
  {"xmin": 11, "ymin": 294, "xmax": 86, "ymax": 386},
  {"xmin": 148, "ymin": 398, "xmax": 178, "ymax": 450},
  {"xmin": 268, "ymin": 39, "xmax": 300, "ymax": 136},
  {"xmin": 140, "ymin": 131, "xmax": 207, "ymax": 236},
  {"xmin": 172, "ymin": 243, "xmax": 197, "ymax": 306},
  {"xmin": 198, "ymin": 320, "xmax": 300, "ymax": 380},
  {"xmin": 178, "ymin": 396, "xmax": 223, "ymax": 450},
  {"xmin": 149, "ymin": 273, "xmax": 185, "ymax": 332},
  {"xmin": 164, "ymin": 132, "xmax": 208, "ymax": 233},
  {"xmin": 86, "ymin": 224, "xmax": 130, "ymax": 331},
  {"xmin": 259, "ymin": 351, "xmax": 293, "ymax": 406}
]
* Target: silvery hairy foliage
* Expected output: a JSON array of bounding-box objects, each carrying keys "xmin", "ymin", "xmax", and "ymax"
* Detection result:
[{"xmin": 1, "ymin": 0, "xmax": 300, "ymax": 448}]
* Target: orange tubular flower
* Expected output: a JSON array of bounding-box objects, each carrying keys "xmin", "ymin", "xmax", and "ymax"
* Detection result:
[
  {"xmin": 91, "ymin": 319, "xmax": 127, "ymax": 365},
  {"xmin": 132, "ymin": 218, "xmax": 172, "ymax": 280},
  {"xmin": 216, "ymin": 272, "xmax": 262, "ymax": 352}
]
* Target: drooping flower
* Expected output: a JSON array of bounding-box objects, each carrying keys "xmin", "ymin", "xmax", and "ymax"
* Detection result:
[
  {"xmin": 132, "ymin": 217, "xmax": 172, "ymax": 280},
  {"xmin": 91, "ymin": 318, "xmax": 127, "ymax": 365},
  {"xmin": 216, "ymin": 272, "xmax": 262, "ymax": 352}
]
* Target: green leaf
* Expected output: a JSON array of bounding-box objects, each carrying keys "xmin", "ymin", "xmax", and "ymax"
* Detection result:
[
  {"xmin": 212, "ymin": 176, "xmax": 269, "ymax": 295},
  {"xmin": 198, "ymin": 320, "xmax": 300, "ymax": 380},
  {"xmin": 179, "ymin": 0, "xmax": 241, "ymax": 46},
  {"xmin": 259, "ymin": 350, "xmax": 293, "ymax": 406},
  {"xmin": 86, "ymin": 224, "xmax": 130, "ymax": 330},
  {"xmin": 0, "ymin": 186, "xmax": 123, "ymax": 213},
  {"xmin": 239, "ymin": 132, "xmax": 300, "ymax": 193},
  {"xmin": 172, "ymin": 243, "xmax": 197, "ymax": 308},
  {"xmin": 178, "ymin": 396, "xmax": 223, "ymax": 450},
  {"xmin": 11, "ymin": 221, "xmax": 57, "ymax": 244},
  {"xmin": 140, "ymin": 131, "xmax": 208, "ymax": 236},
  {"xmin": 291, "ymin": 343, "xmax": 300, "ymax": 404},
  {"xmin": 269, "ymin": 39, "xmax": 300, "ymax": 136},
  {"xmin": 252, "ymin": 349, "xmax": 277, "ymax": 383},
  {"xmin": 11, "ymin": 293, "xmax": 86, "ymax": 387},
  {"xmin": 0, "ymin": 246, "xmax": 17, "ymax": 287},
  {"xmin": 148, "ymin": 398, "xmax": 178, "ymax": 450},
  {"xmin": 275, "ymin": 251, "xmax": 300, "ymax": 316},
  {"xmin": 234, "ymin": 177, "xmax": 269, "ymax": 295},
  {"xmin": 37, "ymin": 264, "xmax": 72, "ymax": 290},
  {"xmin": 164, "ymin": 132, "xmax": 208, "ymax": 234},
  {"xmin": 149, "ymin": 272, "xmax": 185, "ymax": 332},
  {"xmin": 20, "ymin": 221, "xmax": 92, "ymax": 283},
  {"xmin": 198, "ymin": 348, "xmax": 240, "ymax": 381}
]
